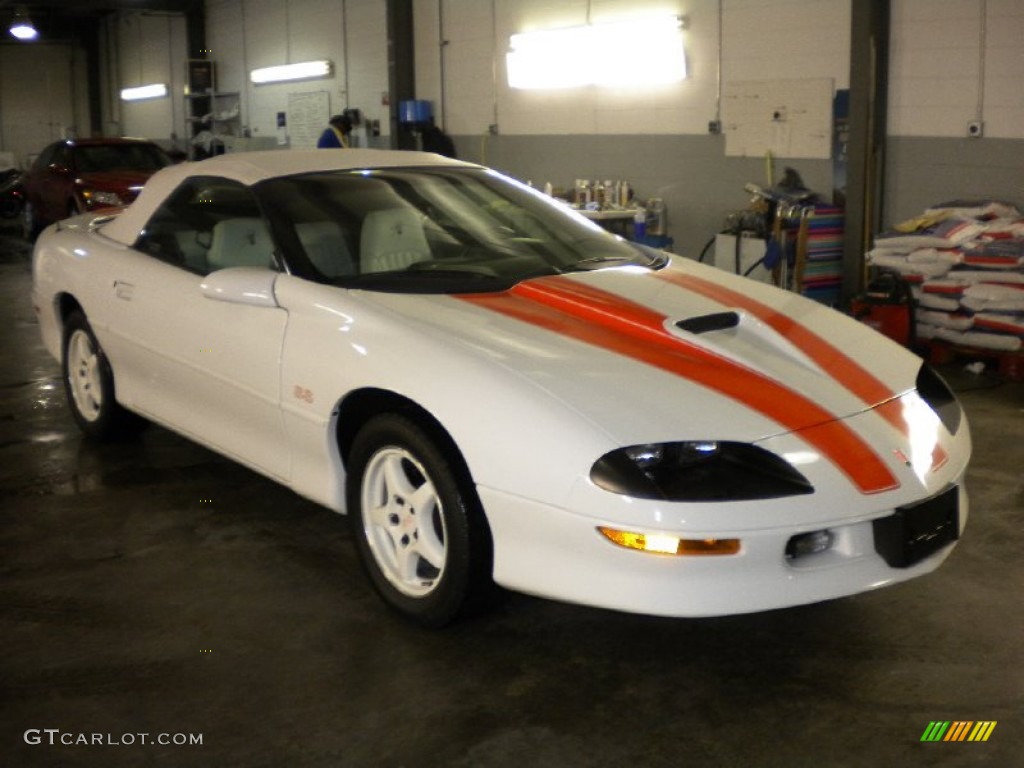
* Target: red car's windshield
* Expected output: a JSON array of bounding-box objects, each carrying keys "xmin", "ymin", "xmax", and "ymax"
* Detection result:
[{"xmin": 73, "ymin": 144, "xmax": 171, "ymax": 173}]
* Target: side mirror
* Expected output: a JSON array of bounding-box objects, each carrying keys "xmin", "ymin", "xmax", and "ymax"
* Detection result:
[{"xmin": 200, "ymin": 267, "xmax": 278, "ymax": 308}]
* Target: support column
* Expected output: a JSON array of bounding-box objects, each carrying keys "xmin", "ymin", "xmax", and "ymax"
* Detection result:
[
  {"xmin": 387, "ymin": 0, "xmax": 416, "ymax": 150},
  {"xmin": 842, "ymin": 0, "xmax": 890, "ymax": 302}
]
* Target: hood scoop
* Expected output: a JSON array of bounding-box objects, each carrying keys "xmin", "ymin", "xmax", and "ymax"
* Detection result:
[{"xmin": 675, "ymin": 311, "xmax": 740, "ymax": 335}]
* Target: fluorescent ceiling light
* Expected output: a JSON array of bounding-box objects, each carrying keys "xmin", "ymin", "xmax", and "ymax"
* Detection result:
[
  {"xmin": 507, "ymin": 16, "xmax": 686, "ymax": 89},
  {"xmin": 9, "ymin": 8, "xmax": 38, "ymax": 41},
  {"xmin": 120, "ymin": 83, "xmax": 169, "ymax": 101},
  {"xmin": 250, "ymin": 60, "xmax": 333, "ymax": 85}
]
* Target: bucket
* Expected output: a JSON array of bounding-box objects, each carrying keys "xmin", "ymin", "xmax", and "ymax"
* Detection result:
[{"xmin": 399, "ymin": 100, "xmax": 433, "ymax": 124}]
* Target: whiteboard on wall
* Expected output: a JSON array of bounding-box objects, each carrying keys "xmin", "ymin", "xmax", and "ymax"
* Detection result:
[
  {"xmin": 287, "ymin": 90, "xmax": 330, "ymax": 149},
  {"xmin": 722, "ymin": 78, "xmax": 833, "ymax": 159}
]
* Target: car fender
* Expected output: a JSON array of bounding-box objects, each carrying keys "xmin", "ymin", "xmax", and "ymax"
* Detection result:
[
  {"xmin": 33, "ymin": 221, "xmax": 152, "ymax": 385},
  {"xmin": 274, "ymin": 277, "xmax": 618, "ymax": 514}
]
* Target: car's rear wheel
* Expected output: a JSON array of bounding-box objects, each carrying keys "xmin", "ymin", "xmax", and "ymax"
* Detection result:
[
  {"xmin": 347, "ymin": 414, "xmax": 493, "ymax": 627},
  {"xmin": 62, "ymin": 311, "xmax": 141, "ymax": 439}
]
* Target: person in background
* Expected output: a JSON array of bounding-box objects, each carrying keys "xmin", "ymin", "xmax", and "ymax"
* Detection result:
[
  {"xmin": 317, "ymin": 114, "xmax": 352, "ymax": 148},
  {"xmin": 420, "ymin": 118, "xmax": 456, "ymax": 158}
]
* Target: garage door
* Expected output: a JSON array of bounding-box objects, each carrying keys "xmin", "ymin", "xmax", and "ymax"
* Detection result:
[{"xmin": 0, "ymin": 43, "xmax": 77, "ymax": 168}]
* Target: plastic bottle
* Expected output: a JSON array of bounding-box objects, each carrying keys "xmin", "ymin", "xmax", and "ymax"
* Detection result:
[{"xmin": 633, "ymin": 207, "xmax": 647, "ymax": 241}]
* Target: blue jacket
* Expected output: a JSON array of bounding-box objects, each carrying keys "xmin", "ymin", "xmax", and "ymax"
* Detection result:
[{"xmin": 317, "ymin": 127, "xmax": 348, "ymax": 148}]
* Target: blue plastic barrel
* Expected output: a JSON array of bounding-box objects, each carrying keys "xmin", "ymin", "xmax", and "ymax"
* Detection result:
[{"xmin": 399, "ymin": 100, "xmax": 433, "ymax": 124}]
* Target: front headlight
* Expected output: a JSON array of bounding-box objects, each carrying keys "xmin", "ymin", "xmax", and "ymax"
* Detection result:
[
  {"xmin": 591, "ymin": 441, "xmax": 813, "ymax": 501},
  {"xmin": 916, "ymin": 363, "xmax": 962, "ymax": 435},
  {"xmin": 81, "ymin": 189, "xmax": 124, "ymax": 207}
]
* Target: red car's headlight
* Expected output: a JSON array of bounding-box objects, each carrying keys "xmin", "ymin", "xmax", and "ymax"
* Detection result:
[{"xmin": 81, "ymin": 189, "xmax": 124, "ymax": 207}]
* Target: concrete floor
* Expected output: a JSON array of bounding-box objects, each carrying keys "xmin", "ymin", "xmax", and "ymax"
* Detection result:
[{"xmin": 1, "ymin": 224, "xmax": 1021, "ymax": 768}]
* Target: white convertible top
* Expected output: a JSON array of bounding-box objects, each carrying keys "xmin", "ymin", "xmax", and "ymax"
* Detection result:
[{"xmin": 100, "ymin": 148, "xmax": 472, "ymax": 246}]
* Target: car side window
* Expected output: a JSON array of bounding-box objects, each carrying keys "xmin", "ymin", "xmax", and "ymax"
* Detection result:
[
  {"xmin": 34, "ymin": 143, "xmax": 58, "ymax": 171},
  {"xmin": 134, "ymin": 177, "xmax": 278, "ymax": 275},
  {"xmin": 52, "ymin": 145, "xmax": 72, "ymax": 169}
]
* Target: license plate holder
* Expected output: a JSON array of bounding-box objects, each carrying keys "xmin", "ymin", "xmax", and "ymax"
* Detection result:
[{"xmin": 873, "ymin": 486, "xmax": 960, "ymax": 568}]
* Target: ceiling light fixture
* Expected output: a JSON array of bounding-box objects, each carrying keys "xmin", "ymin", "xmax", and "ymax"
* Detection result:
[
  {"xmin": 250, "ymin": 60, "xmax": 333, "ymax": 85},
  {"xmin": 9, "ymin": 7, "xmax": 39, "ymax": 41},
  {"xmin": 120, "ymin": 83, "xmax": 169, "ymax": 102},
  {"xmin": 507, "ymin": 16, "xmax": 687, "ymax": 90}
]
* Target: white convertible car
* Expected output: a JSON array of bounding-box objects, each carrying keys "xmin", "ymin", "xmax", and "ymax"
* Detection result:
[{"xmin": 32, "ymin": 149, "xmax": 970, "ymax": 626}]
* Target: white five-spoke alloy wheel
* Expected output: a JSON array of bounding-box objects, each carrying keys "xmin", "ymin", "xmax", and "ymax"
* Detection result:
[
  {"xmin": 66, "ymin": 328, "xmax": 104, "ymax": 423},
  {"xmin": 348, "ymin": 413, "xmax": 494, "ymax": 627},
  {"xmin": 361, "ymin": 445, "xmax": 448, "ymax": 597},
  {"xmin": 61, "ymin": 310, "xmax": 141, "ymax": 440}
]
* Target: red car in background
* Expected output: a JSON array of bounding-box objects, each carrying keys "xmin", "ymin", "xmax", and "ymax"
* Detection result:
[{"xmin": 21, "ymin": 137, "xmax": 172, "ymax": 239}]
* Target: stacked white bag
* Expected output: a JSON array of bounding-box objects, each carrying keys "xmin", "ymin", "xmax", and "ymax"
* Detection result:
[{"xmin": 867, "ymin": 201, "xmax": 1024, "ymax": 352}]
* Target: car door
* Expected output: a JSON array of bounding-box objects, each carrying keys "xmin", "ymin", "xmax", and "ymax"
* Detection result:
[
  {"xmin": 23, "ymin": 142, "xmax": 58, "ymax": 223},
  {"xmin": 101, "ymin": 176, "xmax": 292, "ymax": 481},
  {"xmin": 37, "ymin": 142, "xmax": 75, "ymax": 223}
]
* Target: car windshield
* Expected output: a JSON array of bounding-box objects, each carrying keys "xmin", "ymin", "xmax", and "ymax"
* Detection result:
[
  {"xmin": 73, "ymin": 144, "xmax": 171, "ymax": 173},
  {"xmin": 256, "ymin": 167, "xmax": 665, "ymax": 293}
]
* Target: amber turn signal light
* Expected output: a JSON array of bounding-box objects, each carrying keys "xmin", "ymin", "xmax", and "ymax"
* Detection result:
[{"xmin": 598, "ymin": 527, "xmax": 740, "ymax": 556}]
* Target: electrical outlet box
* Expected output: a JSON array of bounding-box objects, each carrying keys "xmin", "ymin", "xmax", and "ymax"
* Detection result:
[
  {"xmin": 488, "ymin": 123, "xmax": 499, "ymax": 135},
  {"xmin": 967, "ymin": 120, "xmax": 984, "ymax": 138},
  {"xmin": 708, "ymin": 120, "xmax": 721, "ymax": 134}
]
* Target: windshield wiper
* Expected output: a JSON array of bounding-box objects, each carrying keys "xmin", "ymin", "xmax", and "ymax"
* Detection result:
[
  {"xmin": 565, "ymin": 254, "xmax": 644, "ymax": 272},
  {"xmin": 574, "ymin": 254, "xmax": 633, "ymax": 267}
]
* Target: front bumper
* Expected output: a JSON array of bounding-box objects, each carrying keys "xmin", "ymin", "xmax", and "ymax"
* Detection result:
[{"xmin": 481, "ymin": 482, "xmax": 968, "ymax": 617}]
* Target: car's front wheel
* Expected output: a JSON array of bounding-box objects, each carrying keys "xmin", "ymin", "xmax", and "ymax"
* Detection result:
[
  {"xmin": 347, "ymin": 414, "xmax": 493, "ymax": 627},
  {"xmin": 62, "ymin": 311, "xmax": 140, "ymax": 439},
  {"xmin": 21, "ymin": 201, "xmax": 39, "ymax": 241}
]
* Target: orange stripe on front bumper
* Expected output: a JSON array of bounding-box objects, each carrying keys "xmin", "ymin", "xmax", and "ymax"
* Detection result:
[{"xmin": 458, "ymin": 276, "xmax": 899, "ymax": 495}]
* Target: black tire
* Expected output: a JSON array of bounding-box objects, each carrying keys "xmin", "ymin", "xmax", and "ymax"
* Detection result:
[
  {"xmin": 0, "ymin": 195, "xmax": 20, "ymax": 219},
  {"xmin": 21, "ymin": 201, "xmax": 40, "ymax": 241},
  {"xmin": 61, "ymin": 310, "xmax": 142, "ymax": 440},
  {"xmin": 347, "ymin": 413, "xmax": 493, "ymax": 628}
]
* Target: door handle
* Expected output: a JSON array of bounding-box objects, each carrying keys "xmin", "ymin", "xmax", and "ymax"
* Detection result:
[{"xmin": 113, "ymin": 280, "xmax": 135, "ymax": 300}]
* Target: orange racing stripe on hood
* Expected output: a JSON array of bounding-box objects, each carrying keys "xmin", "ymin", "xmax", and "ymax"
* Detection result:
[
  {"xmin": 656, "ymin": 269, "xmax": 948, "ymax": 471},
  {"xmin": 458, "ymin": 276, "xmax": 899, "ymax": 495}
]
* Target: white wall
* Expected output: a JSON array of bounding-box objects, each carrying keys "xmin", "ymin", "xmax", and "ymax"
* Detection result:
[
  {"xmin": 111, "ymin": 13, "xmax": 189, "ymax": 144},
  {"xmin": 413, "ymin": 0, "xmax": 852, "ymax": 138},
  {"xmin": 722, "ymin": 0, "xmax": 850, "ymax": 87},
  {"xmin": 413, "ymin": 0, "xmax": 1023, "ymax": 143},
  {"xmin": 24, "ymin": 0, "xmax": 1016, "ymax": 158},
  {"xmin": 0, "ymin": 43, "xmax": 87, "ymax": 167},
  {"xmin": 108, "ymin": 0, "xmax": 1023, "ymax": 145},
  {"xmin": 206, "ymin": 0, "xmax": 390, "ymax": 144},
  {"xmin": 101, "ymin": 0, "xmax": 390, "ymax": 148},
  {"xmin": 889, "ymin": 0, "xmax": 1024, "ymax": 139}
]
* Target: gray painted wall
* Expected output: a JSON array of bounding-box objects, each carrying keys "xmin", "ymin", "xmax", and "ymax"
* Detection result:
[
  {"xmin": 450, "ymin": 134, "xmax": 1023, "ymax": 264},
  {"xmin": 451, "ymin": 134, "xmax": 835, "ymax": 261},
  {"xmin": 884, "ymin": 137, "xmax": 1024, "ymax": 228}
]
